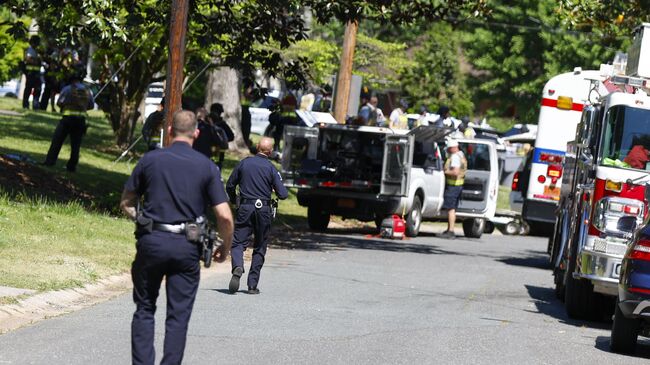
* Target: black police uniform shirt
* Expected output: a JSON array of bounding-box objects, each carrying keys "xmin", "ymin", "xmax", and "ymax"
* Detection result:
[
  {"xmin": 226, "ymin": 154, "xmax": 289, "ymax": 201},
  {"xmin": 125, "ymin": 141, "xmax": 228, "ymax": 224}
]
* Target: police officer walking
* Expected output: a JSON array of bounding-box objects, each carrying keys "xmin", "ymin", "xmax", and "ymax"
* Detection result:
[
  {"xmin": 226, "ymin": 137, "xmax": 288, "ymax": 294},
  {"xmin": 120, "ymin": 110, "xmax": 234, "ymax": 365},
  {"xmin": 22, "ymin": 35, "xmax": 42, "ymax": 110},
  {"xmin": 440, "ymin": 139, "xmax": 467, "ymax": 239},
  {"xmin": 42, "ymin": 71, "xmax": 93, "ymax": 172}
]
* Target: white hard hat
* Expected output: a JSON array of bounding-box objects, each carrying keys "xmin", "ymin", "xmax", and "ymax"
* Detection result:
[{"xmin": 446, "ymin": 139, "xmax": 459, "ymax": 148}]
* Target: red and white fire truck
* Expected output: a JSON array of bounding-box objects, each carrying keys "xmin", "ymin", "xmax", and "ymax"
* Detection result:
[{"xmin": 549, "ymin": 24, "xmax": 650, "ymax": 319}]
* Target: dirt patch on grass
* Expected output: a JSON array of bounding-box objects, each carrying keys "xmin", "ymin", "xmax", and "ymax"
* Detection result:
[{"xmin": 0, "ymin": 154, "xmax": 94, "ymax": 202}]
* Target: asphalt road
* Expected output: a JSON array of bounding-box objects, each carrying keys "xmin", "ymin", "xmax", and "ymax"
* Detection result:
[{"xmin": 1, "ymin": 227, "xmax": 650, "ymax": 364}]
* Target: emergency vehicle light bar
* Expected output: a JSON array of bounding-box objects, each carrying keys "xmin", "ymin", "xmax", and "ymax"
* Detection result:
[{"xmin": 610, "ymin": 74, "xmax": 647, "ymax": 88}]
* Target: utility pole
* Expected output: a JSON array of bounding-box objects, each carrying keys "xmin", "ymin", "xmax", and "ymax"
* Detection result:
[
  {"xmin": 333, "ymin": 20, "xmax": 358, "ymax": 124},
  {"xmin": 163, "ymin": 0, "xmax": 190, "ymax": 146}
]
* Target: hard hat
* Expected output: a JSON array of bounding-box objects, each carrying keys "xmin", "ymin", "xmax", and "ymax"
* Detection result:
[{"xmin": 446, "ymin": 139, "xmax": 459, "ymax": 148}]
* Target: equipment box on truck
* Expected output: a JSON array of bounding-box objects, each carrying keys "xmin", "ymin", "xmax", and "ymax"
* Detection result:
[{"xmin": 281, "ymin": 124, "xmax": 499, "ymax": 238}]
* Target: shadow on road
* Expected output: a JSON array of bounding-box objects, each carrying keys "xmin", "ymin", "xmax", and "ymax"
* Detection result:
[
  {"xmin": 524, "ymin": 285, "xmax": 612, "ymax": 330},
  {"xmin": 594, "ymin": 336, "xmax": 650, "ymax": 360},
  {"xmin": 270, "ymin": 230, "xmax": 462, "ymax": 256},
  {"xmin": 497, "ymin": 250, "xmax": 551, "ymax": 270}
]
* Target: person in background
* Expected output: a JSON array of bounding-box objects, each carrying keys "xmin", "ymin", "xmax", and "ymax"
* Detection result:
[
  {"xmin": 241, "ymin": 83, "xmax": 255, "ymax": 148},
  {"xmin": 359, "ymin": 95, "xmax": 379, "ymax": 126},
  {"xmin": 390, "ymin": 99, "xmax": 408, "ymax": 128},
  {"xmin": 42, "ymin": 71, "xmax": 94, "ymax": 172},
  {"xmin": 142, "ymin": 99, "xmax": 165, "ymax": 151},
  {"xmin": 440, "ymin": 139, "xmax": 467, "ymax": 239},
  {"xmin": 40, "ymin": 45, "xmax": 61, "ymax": 112},
  {"xmin": 22, "ymin": 35, "xmax": 42, "ymax": 110},
  {"xmin": 433, "ymin": 106, "xmax": 452, "ymax": 128},
  {"xmin": 226, "ymin": 137, "xmax": 289, "ymax": 295},
  {"xmin": 268, "ymin": 94, "xmax": 299, "ymax": 154}
]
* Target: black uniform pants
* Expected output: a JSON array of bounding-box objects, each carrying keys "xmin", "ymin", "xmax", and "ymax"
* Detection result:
[
  {"xmin": 231, "ymin": 204, "xmax": 272, "ymax": 289},
  {"xmin": 22, "ymin": 72, "xmax": 41, "ymax": 109},
  {"xmin": 131, "ymin": 231, "xmax": 201, "ymax": 365},
  {"xmin": 39, "ymin": 76, "xmax": 58, "ymax": 111},
  {"xmin": 44, "ymin": 115, "xmax": 86, "ymax": 171}
]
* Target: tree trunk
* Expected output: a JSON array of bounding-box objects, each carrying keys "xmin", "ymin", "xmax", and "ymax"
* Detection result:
[{"xmin": 205, "ymin": 67, "xmax": 247, "ymax": 151}]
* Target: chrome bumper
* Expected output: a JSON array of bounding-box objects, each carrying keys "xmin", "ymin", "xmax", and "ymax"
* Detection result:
[{"xmin": 575, "ymin": 245, "xmax": 624, "ymax": 296}]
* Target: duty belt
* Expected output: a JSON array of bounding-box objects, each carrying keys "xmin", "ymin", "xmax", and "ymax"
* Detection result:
[
  {"xmin": 153, "ymin": 223, "xmax": 186, "ymax": 234},
  {"xmin": 240, "ymin": 198, "xmax": 270, "ymax": 208}
]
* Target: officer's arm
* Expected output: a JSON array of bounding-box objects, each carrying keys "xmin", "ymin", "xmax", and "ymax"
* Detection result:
[
  {"xmin": 119, "ymin": 189, "xmax": 139, "ymax": 221},
  {"xmin": 212, "ymin": 202, "xmax": 233, "ymax": 263},
  {"xmin": 225, "ymin": 166, "xmax": 240, "ymax": 204},
  {"xmin": 57, "ymin": 87, "xmax": 69, "ymax": 108},
  {"xmin": 272, "ymin": 169, "xmax": 289, "ymax": 200}
]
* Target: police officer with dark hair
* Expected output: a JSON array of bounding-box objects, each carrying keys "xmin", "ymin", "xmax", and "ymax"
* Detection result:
[
  {"xmin": 42, "ymin": 71, "xmax": 93, "ymax": 172},
  {"xmin": 120, "ymin": 110, "xmax": 234, "ymax": 365},
  {"xmin": 227, "ymin": 137, "xmax": 288, "ymax": 294},
  {"xmin": 22, "ymin": 35, "xmax": 42, "ymax": 109}
]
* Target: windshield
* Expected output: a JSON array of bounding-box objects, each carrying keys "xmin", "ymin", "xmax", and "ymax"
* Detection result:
[
  {"xmin": 457, "ymin": 142, "xmax": 491, "ymax": 171},
  {"xmin": 600, "ymin": 105, "xmax": 650, "ymax": 170}
]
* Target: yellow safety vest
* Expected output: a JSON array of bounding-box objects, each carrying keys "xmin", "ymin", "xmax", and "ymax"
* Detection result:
[{"xmin": 444, "ymin": 152, "xmax": 468, "ymax": 186}]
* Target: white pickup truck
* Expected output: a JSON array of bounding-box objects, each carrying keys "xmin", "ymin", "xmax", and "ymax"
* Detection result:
[{"xmin": 281, "ymin": 124, "xmax": 499, "ymax": 238}]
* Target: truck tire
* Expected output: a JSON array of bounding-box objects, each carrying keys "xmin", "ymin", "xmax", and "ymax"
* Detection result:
[
  {"xmin": 405, "ymin": 196, "xmax": 422, "ymax": 237},
  {"xmin": 564, "ymin": 241, "xmax": 598, "ymax": 319},
  {"xmin": 463, "ymin": 218, "xmax": 485, "ymax": 239},
  {"xmin": 504, "ymin": 221, "xmax": 519, "ymax": 235},
  {"xmin": 610, "ymin": 301, "xmax": 639, "ymax": 354},
  {"xmin": 307, "ymin": 205, "xmax": 330, "ymax": 231}
]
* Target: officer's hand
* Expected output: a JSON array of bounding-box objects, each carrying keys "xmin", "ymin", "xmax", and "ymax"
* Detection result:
[{"xmin": 212, "ymin": 245, "xmax": 228, "ymax": 263}]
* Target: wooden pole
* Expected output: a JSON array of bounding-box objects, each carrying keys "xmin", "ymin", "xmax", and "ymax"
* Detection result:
[
  {"xmin": 163, "ymin": 0, "xmax": 190, "ymax": 146},
  {"xmin": 333, "ymin": 20, "xmax": 358, "ymax": 124}
]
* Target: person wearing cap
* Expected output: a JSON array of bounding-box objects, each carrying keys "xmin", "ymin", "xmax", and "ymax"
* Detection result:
[
  {"xmin": 441, "ymin": 139, "xmax": 467, "ymax": 239},
  {"xmin": 433, "ymin": 106, "xmax": 452, "ymax": 128}
]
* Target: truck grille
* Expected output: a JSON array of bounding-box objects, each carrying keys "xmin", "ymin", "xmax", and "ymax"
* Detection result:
[{"xmin": 593, "ymin": 238, "xmax": 628, "ymax": 256}]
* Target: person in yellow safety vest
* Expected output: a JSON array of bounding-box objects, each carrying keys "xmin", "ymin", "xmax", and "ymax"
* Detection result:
[
  {"xmin": 440, "ymin": 139, "xmax": 467, "ymax": 239},
  {"xmin": 42, "ymin": 71, "xmax": 94, "ymax": 172},
  {"xmin": 22, "ymin": 35, "xmax": 42, "ymax": 109}
]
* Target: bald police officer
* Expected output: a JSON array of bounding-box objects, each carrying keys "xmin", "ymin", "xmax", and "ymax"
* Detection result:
[
  {"xmin": 120, "ymin": 110, "xmax": 234, "ymax": 365},
  {"xmin": 227, "ymin": 137, "xmax": 288, "ymax": 294}
]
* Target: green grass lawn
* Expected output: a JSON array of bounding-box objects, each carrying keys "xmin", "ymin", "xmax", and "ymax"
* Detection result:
[{"xmin": 0, "ymin": 97, "xmax": 305, "ymax": 292}]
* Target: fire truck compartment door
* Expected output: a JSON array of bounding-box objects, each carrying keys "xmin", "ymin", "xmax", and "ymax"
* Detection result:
[{"xmin": 380, "ymin": 134, "xmax": 414, "ymax": 196}]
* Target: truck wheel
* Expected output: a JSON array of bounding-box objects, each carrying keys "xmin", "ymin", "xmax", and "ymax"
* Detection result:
[
  {"xmin": 564, "ymin": 243, "xmax": 598, "ymax": 319},
  {"xmin": 610, "ymin": 302, "xmax": 639, "ymax": 354},
  {"xmin": 463, "ymin": 218, "xmax": 485, "ymax": 239},
  {"xmin": 504, "ymin": 221, "xmax": 519, "ymax": 235},
  {"xmin": 405, "ymin": 196, "xmax": 422, "ymax": 237},
  {"xmin": 307, "ymin": 205, "xmax": 330, "ymax": 231}
]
